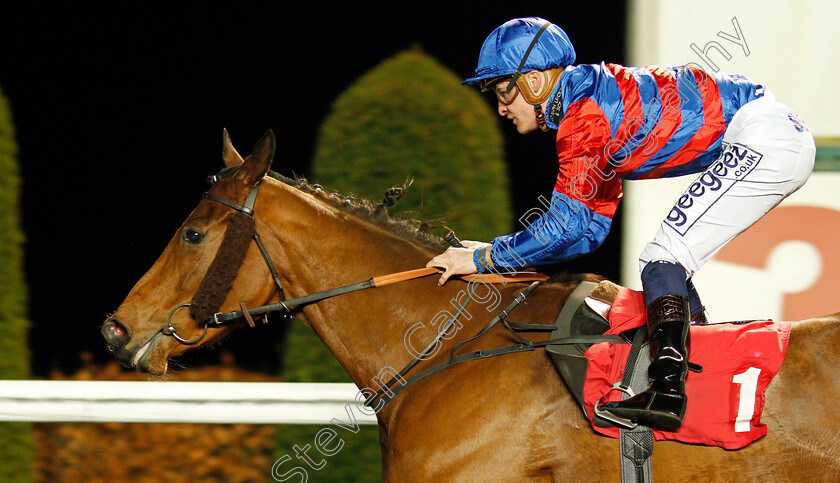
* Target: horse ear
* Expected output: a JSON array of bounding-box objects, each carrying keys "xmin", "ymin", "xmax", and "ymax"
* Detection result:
[
  {"xmin": 235, "ymin": 130, "xmax": 275, "ymax": 186},
  {"xmin": 222, "ymin": 128, "xmax": 245, "ymax": 167}
]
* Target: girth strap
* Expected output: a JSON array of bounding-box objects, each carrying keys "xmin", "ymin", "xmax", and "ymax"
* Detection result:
[{"xmin": 618, "ymin": 328, "xmax": 655, "ymax": 483}]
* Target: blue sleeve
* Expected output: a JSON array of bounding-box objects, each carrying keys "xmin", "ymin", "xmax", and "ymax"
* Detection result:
[{"xmin": 474, "ymin": 191, "xmax": 612, "ymax": 270}]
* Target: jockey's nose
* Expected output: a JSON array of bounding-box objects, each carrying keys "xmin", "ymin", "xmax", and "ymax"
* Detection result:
[{"xmin": 102, "ymin": 317, "xmax": 131, "ymax": 351}]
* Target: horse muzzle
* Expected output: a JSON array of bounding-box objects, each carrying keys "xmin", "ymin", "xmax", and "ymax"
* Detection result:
[
  {"xmin": 101, "ymin": 317, "xmax": 140, "ymax": 368},
  {"xmin": 102, "ymin": 317, "xmax": 131, "ymax": 351},
  {"xmin": 102, "ymin": 316, "xmax": 165, "ymax": 371}
]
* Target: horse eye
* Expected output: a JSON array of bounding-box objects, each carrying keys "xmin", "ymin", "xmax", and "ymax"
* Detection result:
[{"xmin": 183, "ymin": 229, "xmax": 204, "ymax": 245}]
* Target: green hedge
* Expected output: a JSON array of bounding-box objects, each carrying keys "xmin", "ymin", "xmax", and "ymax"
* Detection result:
[
  {"xmin": 311, "ymin": 46, "xmax": 512, "ymax": 241},
  {"xmin": 0, "ymin": 85, "xmax": 34, "ymax": 482}
]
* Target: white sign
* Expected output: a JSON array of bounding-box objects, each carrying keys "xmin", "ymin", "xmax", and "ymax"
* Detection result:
[
  {"xmin": 628, "ymin": 0, "xmax": 840, "ymax": 138},
  {"xmin": 621, "ymin": 171, "xmax": 840, "ymax": 322}
]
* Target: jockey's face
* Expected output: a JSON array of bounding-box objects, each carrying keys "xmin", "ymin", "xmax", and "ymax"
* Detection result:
[{"xmin": 495, "ymin": 79, "xmax": 540, "ymax": 134}]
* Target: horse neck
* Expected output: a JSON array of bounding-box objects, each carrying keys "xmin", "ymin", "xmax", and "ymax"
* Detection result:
[{"xmin": 257, "ymin": 180, "xmax": 457, "ymax": 388}]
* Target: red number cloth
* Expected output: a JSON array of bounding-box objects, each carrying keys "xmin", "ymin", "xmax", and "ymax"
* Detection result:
[{"xmin": 583, "ymin": 287, "xmax": 791, "ymax": 449}]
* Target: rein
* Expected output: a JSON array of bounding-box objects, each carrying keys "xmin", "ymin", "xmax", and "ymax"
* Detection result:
[
  {"xmin": 208, "ymin": 268, "xmax": 549, "ymax": 326},
  {"xmin": 160, "ymin": 168, "xmax": 547, "ymax": 344},
  {"xmin": 160, "ymin": 168, "xmax": 621, "ymax": 411}
]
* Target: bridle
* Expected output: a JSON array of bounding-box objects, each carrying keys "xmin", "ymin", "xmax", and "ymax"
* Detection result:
[
  {"xmin": 158, "ymin": 168, "xmax": 501, "ymax": 345},
  {"xmin": 160, "ymin": 168, "xmax": 290, "ymax": 345},
  {"xmin": 155, "ymin": 168, "xmax": 622, "ymax": 411}
]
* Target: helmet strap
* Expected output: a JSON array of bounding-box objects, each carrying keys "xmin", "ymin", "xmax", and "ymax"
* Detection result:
[
  {"xmin": 535, "ymin": 104, "xmax": 549, "ymax": 132},
  {"xmin": 506, "ymin": 21, "xmax": 552, "ymax": 93}
]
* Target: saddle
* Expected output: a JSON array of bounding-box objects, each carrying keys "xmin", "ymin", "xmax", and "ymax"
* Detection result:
[
  {"xmin": 546, "ymin": 280, "xmax": 617, "ymax": 419},
  {"xmin": 547, "ymin": 281, "xmax": 792, "ymax": 483},
  {"xmin": 547, "ymin": 281, "xmax": 793, "ymax": 482},
  {"xmin": 546, "ymin": 280, "xmax": 655, "ymax": 483}
]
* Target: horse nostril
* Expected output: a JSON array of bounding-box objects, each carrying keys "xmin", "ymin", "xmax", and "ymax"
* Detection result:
[{"xmin": 102, "ymin": 318, "xmax": 131, "ymax": 349}]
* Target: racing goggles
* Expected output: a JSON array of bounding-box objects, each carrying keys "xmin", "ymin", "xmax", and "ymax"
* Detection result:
[{"xmin": 481, "ymin": 77, "xmax": 520, "ymax": 105}]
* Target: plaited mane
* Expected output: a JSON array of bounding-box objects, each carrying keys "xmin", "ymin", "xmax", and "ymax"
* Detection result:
[
  {"xmin": 214, "ymin": 165, "xmax": 446, "ymax": 249},
  {"xmin": 281, "ymin": 175, "xmax": 446, "ymax": 249}
]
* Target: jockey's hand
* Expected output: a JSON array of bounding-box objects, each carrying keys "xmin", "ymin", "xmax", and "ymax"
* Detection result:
[
  {"xmin": 458, "ymin": 240, "xmax": 491, "ymax": 249},
  {"xmin": 426, "ymin": 247, "xmax": 479, "ymax": 286}
]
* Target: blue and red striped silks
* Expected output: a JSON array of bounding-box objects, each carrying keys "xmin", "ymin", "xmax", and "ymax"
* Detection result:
[{"xmin": 481, "ymin": 63, "xmax": 764, "ymax": 270}]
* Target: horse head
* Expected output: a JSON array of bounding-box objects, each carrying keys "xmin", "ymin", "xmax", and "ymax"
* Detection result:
[{"xmin": 102, "ymin": 129, "xmax": 279, "ymax": 374}]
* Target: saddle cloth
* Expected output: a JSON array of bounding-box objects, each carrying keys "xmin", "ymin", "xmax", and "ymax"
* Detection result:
[{"xmin": 583, "ymin": 287, "xmax": 791, "ymax": 449}]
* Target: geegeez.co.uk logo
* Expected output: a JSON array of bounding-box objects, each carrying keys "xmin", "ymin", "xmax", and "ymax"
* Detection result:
[{"xmin": 665, "ymin": 142, "xmax": 764, "ymax": 235}]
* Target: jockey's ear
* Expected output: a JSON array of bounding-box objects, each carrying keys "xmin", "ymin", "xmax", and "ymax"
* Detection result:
[
  {"xmin": 525, "ymin": 71, "xmax": 544, "ymax": 96},
  {"xmin": 222, "ymin": 128, "xmax": 245, "ymax": 167},
  {"xmin": 235, "ymin": 129, "xmax": 275, "ymax": 186}
]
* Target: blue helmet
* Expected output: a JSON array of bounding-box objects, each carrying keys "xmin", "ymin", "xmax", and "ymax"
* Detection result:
[{"xmin": 462, "ymin": 17, "xmax": 576, "ymax": 86}]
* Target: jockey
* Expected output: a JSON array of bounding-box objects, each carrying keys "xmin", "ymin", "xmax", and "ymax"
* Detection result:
[{"xmin": 427, "ymin": 17, "xmax": 815, "ymax": 431}]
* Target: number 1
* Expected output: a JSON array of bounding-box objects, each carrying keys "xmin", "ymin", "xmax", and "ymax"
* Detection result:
[{"xmin": 733, "ymin": 367, "xmax": 761, "ymax": 432}]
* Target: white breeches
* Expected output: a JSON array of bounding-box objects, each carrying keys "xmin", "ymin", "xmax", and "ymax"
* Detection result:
[{"xmin": 639, "ymin": 91, "xmax": 816, "ymax": 278}]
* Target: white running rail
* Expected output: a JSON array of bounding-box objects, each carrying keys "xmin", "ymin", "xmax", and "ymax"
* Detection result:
[{"xmin": 0, "ymin": 381, "xmax": 377, "ymax": 424}]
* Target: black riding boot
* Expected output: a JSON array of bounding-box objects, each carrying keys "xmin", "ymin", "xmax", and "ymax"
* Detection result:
[{"xmin": 600, "ymin": 294, "xmax": 690, "ymax": 431}]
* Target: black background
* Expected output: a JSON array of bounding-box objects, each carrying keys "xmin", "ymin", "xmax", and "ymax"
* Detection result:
[{"xmin": 0, "ymin": 3, "xmax": 626, "ymax": 376}]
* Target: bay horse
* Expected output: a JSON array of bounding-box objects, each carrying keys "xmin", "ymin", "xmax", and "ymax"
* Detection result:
[{"xmin": 103, "ymin": 130, "xmax": 840, "ymax": 481}]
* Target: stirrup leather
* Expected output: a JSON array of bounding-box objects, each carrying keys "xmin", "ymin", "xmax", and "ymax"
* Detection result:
[{"xmin": 598, "ymin": 294, "xmax": 691, "ymax": 431}]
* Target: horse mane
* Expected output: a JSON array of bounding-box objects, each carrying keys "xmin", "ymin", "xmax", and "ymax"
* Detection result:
[
  {"xmin": 279, "ymin": 177, "xmax": 613, "ymax": 288},
  {"xmin": 213, "ymin": 167, "xmax": 606, "ymax": 283},
  {"xmin": 281, "ymin": 174, "xmax": 447, "ymax": 250},
  {"xmin": 215, "ymin": 166, "xmax": 447, "ymax": 250}
]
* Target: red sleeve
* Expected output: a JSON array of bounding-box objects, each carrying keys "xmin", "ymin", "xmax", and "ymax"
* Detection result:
[{"xmin": 554, "ymin": 98, "xmax": 623, "ymax": 220}]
